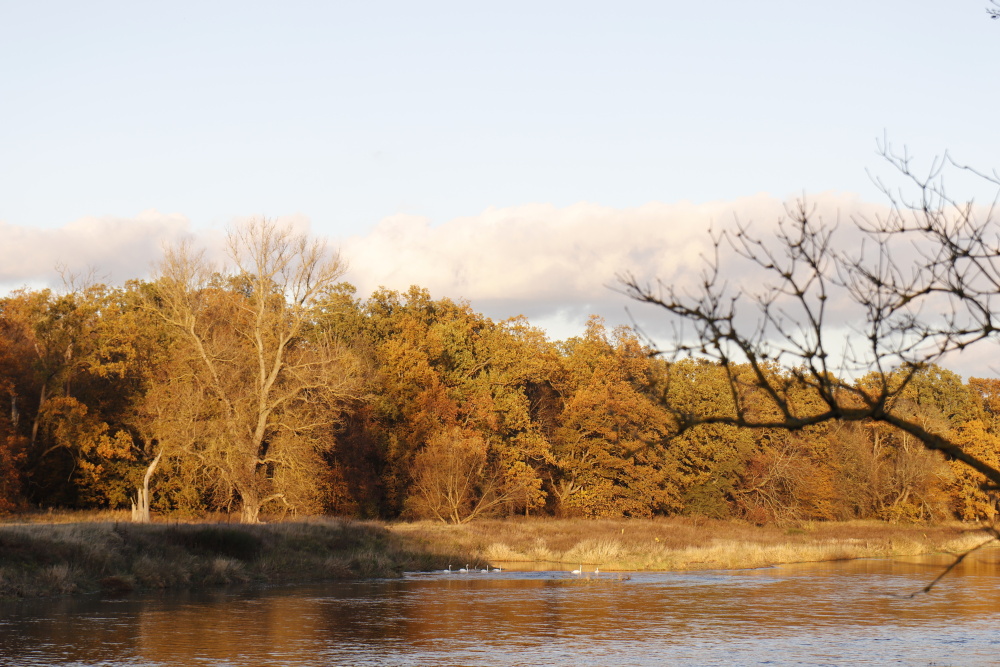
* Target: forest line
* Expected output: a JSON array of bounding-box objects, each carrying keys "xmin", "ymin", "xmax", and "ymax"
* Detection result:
[{"xmin": 0, "ymin": 219, "xmax": 998, "ymax": 525}]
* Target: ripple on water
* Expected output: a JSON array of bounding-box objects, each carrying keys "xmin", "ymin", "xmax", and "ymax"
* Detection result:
[{"xmin": 2, "ymin": 556, "xmax": 1000, "ymax": 666}]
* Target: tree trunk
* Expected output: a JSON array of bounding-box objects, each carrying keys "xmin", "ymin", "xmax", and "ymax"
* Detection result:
[
  {"xmin": 550, "ymin": 477, "xmax": 577, "ymax": 517},
  {"xmin": 238, "ymin": 484, "xmax": 262, "ymax": 523},
  {"xmin": 30, "ymin": 383, "xmax": 47, "ymax": 446},
  {"xmin": 131, "ymin": 449, "xmax": 162, "ymax": 523},
  {"xmin": 240, "ymin": 501, "xmax": 261, "ymax": 524}
]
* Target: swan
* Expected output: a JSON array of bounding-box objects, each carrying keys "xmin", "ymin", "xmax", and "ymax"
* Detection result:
[
  {"xmin": 459, "ymin": 564, "xmax": 469, "ymax": 573},
  {"xmin": 492, "ymin": 565, "xmax": 502, "ymax": 573},
  {"xmin": 594, "ymin": 566, "xmax": 600, "ymax": 576},
  {"xmin": 571, "ymin": 563, "xmax": 582, "ymax": 575}
]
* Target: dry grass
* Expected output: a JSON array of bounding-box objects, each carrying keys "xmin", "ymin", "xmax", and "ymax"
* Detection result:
[
  {"xmin": 389, "ymin": 517, "xmax": 991, "ymax": 572},
  {"xmin": 0, "ymin": 517, "xmax": 433, "ymax": 599},
  {"xmin": 1, "ymin": 509, "xmax": 134, "ymax": 524},
  {"xmin": 1, "ymin": 513, "xmax": 992, "ymax": 599}
]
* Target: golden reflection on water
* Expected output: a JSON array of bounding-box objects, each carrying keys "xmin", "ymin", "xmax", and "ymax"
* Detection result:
[{"xmin": 3, "ymin": 553, "xmax": 1000, "ymax": 666}]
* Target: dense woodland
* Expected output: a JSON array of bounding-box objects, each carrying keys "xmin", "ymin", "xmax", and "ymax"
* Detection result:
[{"xmin": 1, "ymin": 220, "xmax": 998, "ymax": 525}]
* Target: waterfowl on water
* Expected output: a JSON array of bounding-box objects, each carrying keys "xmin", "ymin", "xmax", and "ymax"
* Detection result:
[
  {"xmin": 571, "ymin": 564, "xmax": 582, "ymax": 575},
  {"xmin": 459, "ymin": 564, "xmax": 469, "ymax": 573}
]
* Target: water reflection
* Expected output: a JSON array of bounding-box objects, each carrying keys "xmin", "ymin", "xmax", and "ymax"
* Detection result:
[{"xmin": 2, "ymin": 554, "xmax": 999, "ymax": 666}]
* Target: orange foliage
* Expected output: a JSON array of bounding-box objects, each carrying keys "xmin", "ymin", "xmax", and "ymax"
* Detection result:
[{"xmin": 2, "ymin": 274, "xmax": 998, "ymax": 524}]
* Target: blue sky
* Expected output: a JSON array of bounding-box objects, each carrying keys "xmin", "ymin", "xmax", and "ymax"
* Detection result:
[{"xmin": 2, "ymin": 1, "xmax": 999, "ymax": 371}]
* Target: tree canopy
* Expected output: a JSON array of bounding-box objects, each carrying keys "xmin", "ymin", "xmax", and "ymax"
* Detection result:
[{"xmin": 1, "ymin": 213, "xmax": 999, "ymax": 524}]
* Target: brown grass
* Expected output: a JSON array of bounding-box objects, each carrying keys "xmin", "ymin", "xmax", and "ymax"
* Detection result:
[
  {"xmin": 0, "ymin": 517, "xmax": 436, "ymax": 599},
  {"xmin": 388, "ymin": 516, "xmax": 991, "ymax": 572},
  {"xmin": 0, "ymin": 513, "xmax": 992, "ymax": 599}
]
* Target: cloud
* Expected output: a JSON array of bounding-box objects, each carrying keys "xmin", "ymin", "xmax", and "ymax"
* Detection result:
[
  {"xmin": 4, "ymin": 195, "xmax": 998, "ymax": 377},
  {"xmin": 0, "ymin": 210, "xmax": 215, "ymax": 292},
  {"xmin": 340, "ymin": 192, "xmax": 888, "ymax": 338},
  {"xmin": 0, "ymin": 195, "xmax": 881, "ymax": 309},
  {"xmin": 0, "ymin": 212, "xmax": 318, "ymax": 293}
]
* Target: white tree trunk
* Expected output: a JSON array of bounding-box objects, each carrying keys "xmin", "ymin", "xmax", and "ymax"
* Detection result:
[{"xmin": 131, "ymin": 449, "xmax": 162, "ymax": 523}]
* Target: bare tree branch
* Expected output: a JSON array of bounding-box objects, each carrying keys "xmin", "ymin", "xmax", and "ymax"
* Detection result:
[{"xmin": 621, "ymin": 142, "xmax": 1000, "ymax": 495}]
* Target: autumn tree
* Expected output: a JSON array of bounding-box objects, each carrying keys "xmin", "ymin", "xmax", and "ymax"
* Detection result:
[
  {"xmin": 406, "ymin": 426, "xmax": 533, "ymax": 523},
  {"xmin": 147, "ymin": 219, "xmax": 361, "ymax": 522},
  {"xmin": 732, "ymin": 366, "xmax": 841, "ymax": 522},
  {"xmin": 654, "ymin": 358, "xmax": 757, "ymax": 518},
  {"xmin": 0, "ymin": 286, "xmax": 140, "ymax": 507},
  {"xmin": 949, "ymin": 377, "xmax": 1000, "ymax": 519},
  {"xmin": 360, "ymin": 287, "xmax": 549, "ymax": 522},
  {"xmin": 547, "ymin": 317, "xmax": 678, "ymax": 517},
  {"xmin": 100, "ymin": 280, "xmax": 200, "ymax": 521},
  {"xmin": 0, "ymin": 308, "xmax": 30, "ymax": 512}
]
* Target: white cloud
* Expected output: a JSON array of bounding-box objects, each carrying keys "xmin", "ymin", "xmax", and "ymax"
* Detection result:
[
  {"xmin": 12, "ymin": 195, "xmax": 995, "ymax": 377},
  {"xmin": 0, "ymin": 195, "xmax": 881, "ymax": 307},
  {"xmin": 340, "ymin": 192, "xmax": 887, "ymax": 334},
  {"xmin": 0, "ymin": 210, "xmax": 214, "ymax": 292},
  {"xmin": 339, "ymin": 192, "xmax": 1000, "ymax": 378},
  {"xmin": 0, "ymin": 212, "xmax": 323, "ymax": 293}
]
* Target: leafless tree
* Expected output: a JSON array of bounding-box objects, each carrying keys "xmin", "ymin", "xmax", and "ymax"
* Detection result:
[
  {"xmin": 407, "ymin": 426, "xmax": 541, "ymax": 524},
  {"xmin": 621, "ymin": 142, "xmax": 1000, "ymax": 579}
]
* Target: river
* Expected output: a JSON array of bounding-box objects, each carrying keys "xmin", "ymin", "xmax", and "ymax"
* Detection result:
[{"xmin": 2, "ymin": 554, "xmax": 998, "ymax": 666}]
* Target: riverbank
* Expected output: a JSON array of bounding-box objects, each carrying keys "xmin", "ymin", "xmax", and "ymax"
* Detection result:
[
  {"xmin": 392, "ymin": 517, "xmax": 991, "ymax": 572},
  {"xmin": 0, "ymin": 515, "xmax": 990, "ymax": 599},
  {"xmin": 0, "ymin": 519, "xmax": 435, "ymax": 599}
]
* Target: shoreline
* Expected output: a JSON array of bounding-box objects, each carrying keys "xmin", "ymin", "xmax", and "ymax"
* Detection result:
[
  {"xmin": 0, "ymin": 516, "xmax": 990, "ymax": 599},
  {"xmin": 388, "ymin": 517, "xmax": 991, "ymax": 572}
]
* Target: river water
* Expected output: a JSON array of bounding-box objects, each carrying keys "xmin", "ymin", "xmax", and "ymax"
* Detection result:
[{"xmin": 2, "ymin": 554, "xmax": 999, "ymax": 666}]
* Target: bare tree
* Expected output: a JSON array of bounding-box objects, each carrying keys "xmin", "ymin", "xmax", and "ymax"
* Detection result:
[
  {"xmin": 407, "ymin": 426, "xmax": 542, "ymax": 524},
  {"xmin": 621, "ymin": 142, "xmax": 1000, "ymax": 541},
  {"xmin": 145, "ymin": 218, "xmax": 362, "ymax": 522}
]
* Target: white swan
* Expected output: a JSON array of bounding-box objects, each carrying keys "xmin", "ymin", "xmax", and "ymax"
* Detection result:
[
  {"xmin": 492, "ymin": 565, "xmax": 502, "ymax": 573},
  {"xmin": 459, "ymin": 564, "xmax": 469, "ymax": 573},
  {"xmin": 571, "ymin": 563, "xmax": 582, "ymax": 575}
]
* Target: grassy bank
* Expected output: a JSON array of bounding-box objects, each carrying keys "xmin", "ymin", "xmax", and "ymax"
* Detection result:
[
  {"xmin": 0, "ymin": 519, "xmax": 439, "ymax": 599},
  {"xmin": 390, "ymin": 517, "xmax": 991, "ymax": 572},
  {"xmin": 0, "ymin": 515, "xmax": 991, "ymax": 599}
]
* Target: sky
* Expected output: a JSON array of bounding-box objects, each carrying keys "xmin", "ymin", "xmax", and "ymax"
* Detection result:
[{"xmin": 2, "ymin": 1, "xmax": 1000, "ymax": 376}]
